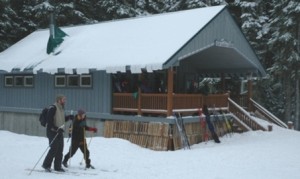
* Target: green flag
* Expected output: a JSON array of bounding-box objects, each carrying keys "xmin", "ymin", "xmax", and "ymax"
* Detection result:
[{"xmin": 46, "ymin": 25, "xmax": 68, "ymax": 54}]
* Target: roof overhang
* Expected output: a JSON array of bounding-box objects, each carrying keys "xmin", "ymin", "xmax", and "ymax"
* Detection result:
[
  {"xmin": 0, "ymin": 6, "xmax": 227, "ymax": 75},
  {"xmin": 178, "ymin": 44, "xmax": 266, "ymax": 77}
]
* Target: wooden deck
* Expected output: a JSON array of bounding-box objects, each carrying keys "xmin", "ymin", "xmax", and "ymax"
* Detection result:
[
  {"xmin": 113, "ymin": 93, "xmax": 229, "ymax": 116},
  {"xmin": 106, "ymin": 92, "xmax": 286, "ymax": 151}
]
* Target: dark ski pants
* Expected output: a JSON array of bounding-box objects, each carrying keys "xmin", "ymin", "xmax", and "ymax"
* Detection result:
[
  {"xmin": 63, "ymin": 140, "xmax": 91, "ymax": 166},
  {"xmin": 42, "ymin": 130, "xmax": 64, "ymax": 170}
]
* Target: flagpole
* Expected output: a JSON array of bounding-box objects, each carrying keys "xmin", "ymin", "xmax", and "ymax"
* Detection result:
[{"xmin": 49, "ymin": 12, "xmax": 55, "ymax": 39}]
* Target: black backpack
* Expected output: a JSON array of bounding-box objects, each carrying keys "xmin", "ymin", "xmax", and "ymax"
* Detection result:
[{"xmin": 39, "ymin": 105, "xmax": 55, "ymax": 127}]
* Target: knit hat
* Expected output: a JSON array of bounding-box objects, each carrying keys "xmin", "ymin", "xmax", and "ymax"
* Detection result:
[
  {"xmin": 56, "ymin": 94, "xmax": 65, "ymax": 102},
  {"xmin": 77, "ymin": 109, "xmax": 86, "ymax": 115}
]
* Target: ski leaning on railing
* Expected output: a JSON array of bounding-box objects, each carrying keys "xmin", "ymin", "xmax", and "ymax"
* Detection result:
[
  {"xmin": 212, "ymin": 110, "xmax": 223, "ymax": 137},
  {"xmin": 220, "ymin": 110, "xmax": 233, "ymax": 136},
  {"xmin": 212, "ymin": 106, "xmax": 229, "ymax": 137},
  {"xmin": 203, "ymin": 105, "xmax": 221, "ymax": 143},
  {"xmin": 174, "ymin": 112, "xmax": 190, "ymax": 150},
  {"xmin": 198, "ymin": 109, "xmax": 209, "ymax": 143},
  {"xmin": 178, "ymin": 113, "xmax": 190, "ymax": 149}
]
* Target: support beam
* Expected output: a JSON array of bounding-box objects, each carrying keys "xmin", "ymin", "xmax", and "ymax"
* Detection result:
[
  {"xmin": 247, "ymin": 79, "xmax": 253, "ymax": 111},
  {"xmin": 221, "ymin": 73, "xmax": 225, "ymax": 93},
  {"xmin": 138, "ymin": 74, "xmax": 142, "ymax": 115},
  {"xmin": 167, "ymin": 68, "xmax": 174, "ymax": 116}
]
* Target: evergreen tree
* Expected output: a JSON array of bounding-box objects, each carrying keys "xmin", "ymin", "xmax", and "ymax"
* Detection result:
[
  {"xmin": 237, "ymin": 1, "xmax": 275, "ymax": 115},
  {"xmin": 267, "ymin": 0, "xmax": 300, "ymax": 128},
  {"xmin": 0, "ymin": 0, "xmax": 21, "ymax": 51},
  {"xmin": 72, "ymin": 0, "xmax": 98, "ymax": 24},
  {"xmin": 93, "ymin": 0, "xmax": 137, "ymax": 21},
  {"xmin": 31, "ymin": 0, "xmax": 54, "ymax": 28},
  {"xmin": 10, "ymin": 0, "xmax": 39, "ymax": 37}
]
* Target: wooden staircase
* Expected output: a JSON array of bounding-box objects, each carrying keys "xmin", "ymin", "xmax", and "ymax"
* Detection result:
[{"xmin": 226, "ymin": 97, "xmax": 288, "ymax": 133}]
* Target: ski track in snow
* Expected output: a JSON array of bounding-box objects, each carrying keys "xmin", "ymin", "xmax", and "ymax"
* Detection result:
[{"xmin": 1, "ymin": 124, "xmax": 300, "ymax": 179}]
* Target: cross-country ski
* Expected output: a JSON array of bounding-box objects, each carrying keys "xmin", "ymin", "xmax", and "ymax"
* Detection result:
[
  {"xmin": 174, "ymin": 112, "xmax": 190, "ymax": 149},
  {"xmin": 25, "ymin": 168, "xmax": 98, "ymax": 176}
]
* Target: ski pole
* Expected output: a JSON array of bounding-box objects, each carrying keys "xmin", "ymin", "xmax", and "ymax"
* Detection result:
[
  {"xmin": 28, "ymin": 125, "xmax": 64, "ymax": 175},
  {"xmin": 67, "ymin": 110, "xmax": 74, "ymax": 166},
  {"xmin": 67, "ymin": 124, "xmax": 72, "ymax": 143},
  {"xmin": 83, "ymin": 128, "xmax": 87, "ymax": 168},
  {"xmin": 68, "ymin": 124, "xmax": 73, "ymax": 167},
  {"xmin": 80, "ymin": 132, "xmax": 93, "ymax": 165},
  {"xmin": 67, "ymin": 110, "xmax": 74, "ymax": 143}
]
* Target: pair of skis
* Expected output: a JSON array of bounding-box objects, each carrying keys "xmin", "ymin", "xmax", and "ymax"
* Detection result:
[
  {"xmin": 211, "ymin": 107, "xmax": 227, "ymax": 137},
  {"xmin": 199, "ymin": 106, "xmax": 221, "ymax": 143},
  {"xmin": 26, "ymin": 167, "xmax": 108, "ymax": 176},
  {"xmin": 220, "ymin": 110, "xmax": 233, "ymax": 136},
  {"xmin": 174, "ymin": 112, "xmax": 190, "ymax": 150},
  {"xmin": 211, "ymin": 106, "xmax": 233, "ymax": 137}
]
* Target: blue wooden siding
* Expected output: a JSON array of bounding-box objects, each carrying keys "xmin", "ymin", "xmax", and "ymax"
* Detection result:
[{"xmin": 0, "ymin": 71, "xmax": 112, "ymax": 113}]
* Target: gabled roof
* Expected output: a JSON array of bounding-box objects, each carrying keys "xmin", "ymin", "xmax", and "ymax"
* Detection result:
[{"xmin": 0, "ymin": 5, "xmax": 266, "ymax": 77}]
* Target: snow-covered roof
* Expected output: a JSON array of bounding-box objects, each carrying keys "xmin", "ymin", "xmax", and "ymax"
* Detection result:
[{"xmin": 0, "ymin": 5, "xmax": 226, "ymax": 74}]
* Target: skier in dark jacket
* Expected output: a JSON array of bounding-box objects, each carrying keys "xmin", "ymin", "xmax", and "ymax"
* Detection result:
[
  {"xmin": 63, "ymin": 109, "xmax": 97, "ymax": 169},
  {"xmin": 42, "ymin": 94, "xmax": 73, "ymax": 172}
]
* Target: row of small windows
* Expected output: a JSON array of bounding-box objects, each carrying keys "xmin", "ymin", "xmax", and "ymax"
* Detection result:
[
  {"xmin": 4, "ymin": 74, "xmax": 92, "ymax": 88},
  {"xmin": 5, "ymin": 76, "xmax": 34, "ymax": 87},
  {"xmin": 55, "ymin": 75, "xmax": 92, "ymax": 87}
]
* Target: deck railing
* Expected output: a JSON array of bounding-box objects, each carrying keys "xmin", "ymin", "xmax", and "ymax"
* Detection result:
[
  {"xmin": 113, "ymin": 92, "xmax": 229, "ymax": 116},
  {"xmin": 250, "ymin": 98, "xmax": 288, "ymax": 128},
  {"xmin": 113, "ymin": 93, "xmax": 138, "ymax": 112},
  {"xmin": 228, "ymin": 98, "xmax": 266, "ymax": 131},
  {"xmin": 141, "ymin": 93, "xmax": 168, "ymax": 113},
  {"xmin": 230, "ymin": 93, "xmax": 248, "ymax": 108}
]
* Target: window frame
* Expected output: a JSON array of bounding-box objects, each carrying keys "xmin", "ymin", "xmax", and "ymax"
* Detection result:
[
  {"xmin": 4, "ymin": 76, "xmax": 13, "ymax": 87},
  {"xmin": 14, "ymin": 76, "xmax": 24, "ymax": 87},
  {"xmin": 24, "ymin": 76, "xmax": 34, "ymax": 87},
  {"xmin": 55, "ymin": 75, "xmax": 66, "ymax": 87},
  {"xmin": 67, "ymin": 75, "xmax": 80, "ymax": 87},
  {"xmin": 80, "ymin": 74, "xmax": 92, "ymax": 87}
]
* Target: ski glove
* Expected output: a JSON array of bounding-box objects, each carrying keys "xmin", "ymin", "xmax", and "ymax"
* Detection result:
[
  {"xmin": 89, "ymin": 127, "xmax": 97, "ymax": 133},
  {"xmin": 66, "ymin": 115, "xmax": 74, "ymax": 121},
  {"xmin": 68, "ymin": 127, "xmax": 72, "ymax": 137},
  {"xmin": 57, "ymin": 128, "xmax": 64, "ymax": 134}
]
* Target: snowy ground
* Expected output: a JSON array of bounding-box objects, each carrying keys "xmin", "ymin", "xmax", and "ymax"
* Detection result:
[{"xmin": 1, "ymin": 124, "xmax": 300, "ymax": 179}]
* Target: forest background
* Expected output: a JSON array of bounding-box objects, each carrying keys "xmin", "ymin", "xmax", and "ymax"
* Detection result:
[{"xmin": 1, "ymin": 0, "xmax": 299, "ymax": 129}]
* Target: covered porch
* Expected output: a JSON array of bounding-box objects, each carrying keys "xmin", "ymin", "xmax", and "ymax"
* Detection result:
[{"xmin": 111, "ymin": 41, "xmax": 263, "ymax": 117}]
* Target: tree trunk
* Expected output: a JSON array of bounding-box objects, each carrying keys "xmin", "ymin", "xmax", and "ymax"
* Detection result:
[
  {"xmin": 284, "ymin": 74, "xmax": 292, "ymax": 124},
  {"xmin": 295, "ymin": 21, "xmax": 300, "ymax": 130},
  {"xmin": 295, "ymin": 77, "xmax": 299, "ymax": 130}
]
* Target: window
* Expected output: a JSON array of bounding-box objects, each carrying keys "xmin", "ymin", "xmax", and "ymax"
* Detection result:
[
  {"xmin": 81, "ymin": 75, "xmax": 92, "ymax": 87},
  {"xmin": 5, "ymin": 76, "xmax": 13, "ymax": 87},
  {"xmin": 55, "ymin": 75, "xmax": 66, "ymax": 87},
  {"xmin": 67, "ymin": 75, "xmax": 80, "ymax": 87},
  {"xmin": 14, "ymin": 76, "xmax": 24, "ymax": 86},
  {"xmin": 24, "ymin": 76, "xmax": 34, "ymax": 87}
]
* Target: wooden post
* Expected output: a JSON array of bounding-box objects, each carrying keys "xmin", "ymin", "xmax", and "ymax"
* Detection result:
[
  {"xmin": 288, "ymin": 121, "xmax": 294, "ymax": 129},
  {"xmin": 138, "ymin": 74, "xmax": 142, "ymax": 116},
  {"xmin": 268, "ymin": 125, "xmax": 273, "ymax": 131},
  {"xmin": 221, "ymin": 73, "xmax": 225, "ymax": 93},
  {"xmin": 167, "ymin": 68, "xmax": 174, "ymax": 116},
  {"xmin": 247, "ymin": 79, "xmax": 253, "ymax": 112}
]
